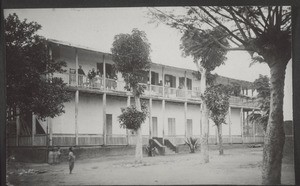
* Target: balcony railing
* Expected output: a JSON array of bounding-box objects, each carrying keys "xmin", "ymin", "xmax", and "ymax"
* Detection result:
[
  {"xmin": 229, "ymin": 96, "xmax": 259, "ymax": 108},
  {"xmin": 53, "ymin": 72, "xmax": 202, "ymax": 100},
  {"xmin": 53, "ymin": 72, "xmax": 258, "ymax": 107}
]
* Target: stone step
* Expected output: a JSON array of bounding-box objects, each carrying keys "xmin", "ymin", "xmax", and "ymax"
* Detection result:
[{"xmin": 165, "ymin": 146, "xmax": 176, "ymax": 155}]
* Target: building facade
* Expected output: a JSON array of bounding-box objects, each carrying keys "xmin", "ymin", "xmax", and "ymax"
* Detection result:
[{"xmin": 7, "ymin": 39, "xmax": 264, "ymax": 149}]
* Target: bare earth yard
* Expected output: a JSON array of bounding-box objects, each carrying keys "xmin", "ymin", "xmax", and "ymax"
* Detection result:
[{"xmin": 7, "ymin": 147, "xmax": 295, "ymax": 185}]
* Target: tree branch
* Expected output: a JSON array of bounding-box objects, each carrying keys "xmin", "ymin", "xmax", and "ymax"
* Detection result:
[
  {"xmin": 228, "ymin": 7, "xmax": 263, "ymax": 37},
  {"xmin": 226, "ymin": 7, "xmax": 249, "ymax": 41},
  {"xmin": 198, "ymin": 6, "xmax": 247, "ymax": 45},
  {"xmin": 246, "ymin": 7, "xmax": 267, "ymax": 32},
  {"xmin": 257, "ymin": 6, "xmax": 269, "ymax": 27}
]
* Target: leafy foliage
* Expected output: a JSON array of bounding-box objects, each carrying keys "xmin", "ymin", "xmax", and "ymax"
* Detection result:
[
  {"xmin": 193, "ymin": 71, "xmax": 219, "ymax": 86},
  {"xmin": 185, "ymin": 137, "xmax": 198, "ymax": 153},
  {"xmin": 203, "ymin": 84, "xmax": 231, "ymax": 126},
  {"xmin": 148, "ymin": 6, "xmax": 291, "ymax": 66},
  {"xmin": 5, "ymin": 13, "xmax": 71, "ymax": 120},
  {"xmin": 118, "ymin": 101, "xmax": 148, "ymax": 131},
  {"xmin": 180, "ymin": 26, "xmax": 229, "ymax": 72},
  {"xmin": 111, "ymin": 29, "xmax": 151, "ymax": 96},
  {"xmin": 228, "ymin": 82, "xmax": 242, "ymax": 96},
  {"xmin": 248, "ymin": 75, "xmax": 270, "ymax": 132}
]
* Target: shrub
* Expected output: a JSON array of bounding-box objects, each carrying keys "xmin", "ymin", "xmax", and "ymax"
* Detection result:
[
  {"xmin": 145, "ymin": 141, "xmax": 157, "ymax": 157},
  {"xmin": 185, "ymin": 137, "xmax": 198, "ymax": 153},
  {"xmin": 118, "ymin": 102, "xmax": 148, "ymax": 131}
]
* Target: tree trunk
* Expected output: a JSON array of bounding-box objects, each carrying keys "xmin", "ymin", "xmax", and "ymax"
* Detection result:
[
  {"xmin": 134, "ymin": 92, "xmax": 143, "ymax": 163},
  {"xmin": 217, "ymin": 124, "xmax": 224, "ymax": 155},
  {"xmin": 199, "ymin": 66, "xmax": 209, "ymax": 163},
  {"xmin": 262, "ymin": 62, "xmax": 287, "ymax": 185}
]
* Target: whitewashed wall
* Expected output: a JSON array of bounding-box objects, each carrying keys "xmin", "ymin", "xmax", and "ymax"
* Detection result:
[
  {"xmin": 106, "ymin": 95, "xmax": 128, "ymax": 135},
  {"xmin": 52, "ymin": 95, "xmax": 76, "ymax": 134},
  {"xmin": 187, "ymin": 104, "xmax": 201, "ymax": 136},
  {"xmin": 165, "ymin": 102, "xmax": 185, "ymax": 136},
  {"xmin": 77, "ymin": 93, "xmax": 103, "ymax": 134}
]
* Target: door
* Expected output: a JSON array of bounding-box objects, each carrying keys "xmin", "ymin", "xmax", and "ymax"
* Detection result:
[
  {"xmin": 187, "ymin": 119, "xmax": 193, "ymax": 137},
  {"xmin": 168, "ymin": 118, "xmax": 176, "ymax": 136},
  {"xmin": 152, "ymin": 117, "xmax": 158, "ymax": 137},
  {"xmin": 106, "ymin": 114, "xmax": 112, "ymax": 135}
]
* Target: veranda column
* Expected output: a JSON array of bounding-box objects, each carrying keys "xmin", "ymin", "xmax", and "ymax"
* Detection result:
[
  {"xmin": 184, "ymin": 102, "xmax": 188, "ymax": 138},
  {"xmin": 162, "ymin": 99, "xmax": 165, "ymax": 145},
  {"xmin": 75, "ymin": 91, "xmax": 79, "ymax": 146},
  {"xmin": 32, "ymin": 113, "xmax": 36, "ymax": 146},
  {"xmin": 240, "ymin": 107, "xmax": 244, "ymax": 144},
  {"xmin": 162, "ymin": 66, "xmax": 165, "ymax": 145},
  {"xmin": 229, "ymin": 106, "xmax": 232, "ymax": 144},
  {"xmin": 149, "ymin": 98, "xmax": 153, "ymax": 139},
  {"xmin": 102, "ymin": 54, "xmax": 107, "ymax": 145},
  {"xmin": 49, "ymin": 117, "xmax": 53, "ymax": 146},
  {"xmin": 252, "ymin": 109, "xmax": 255, "ymax": 143},
  {"xmin": 149, "ymin": 69, "xmax": 152, "ymax": 139},
  {"xmin": 200, "ymin": 104, "xmax": 202, "ymax": 138},
  {"xmin": 16, "ymin": 108, "xmax": 20, "ymax": 146},
  {"xmin": 75, "ymin": 48, "xmax": 79, "ymax": 146},
  {"xmin": 127, "ymin": 95, "xmax": 131, "ymax": 145},
  {"xmin": 184, "ymin": 71, "xmax": 188, "ymax": 138}
]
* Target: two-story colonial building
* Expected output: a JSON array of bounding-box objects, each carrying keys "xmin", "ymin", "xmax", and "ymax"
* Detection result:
[{"xmin": 7, "ymin": 39, "xmax": 264, "ymax": 153}]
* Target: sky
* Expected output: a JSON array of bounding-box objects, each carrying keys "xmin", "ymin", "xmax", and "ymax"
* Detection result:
[{"xmin": 4, "ymin": 8, "xmax": 270, "ymax": 82}]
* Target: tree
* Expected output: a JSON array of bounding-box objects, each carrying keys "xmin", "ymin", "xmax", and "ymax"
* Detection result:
[
  {"xmin": 171, "ymin": 20, "xmax": 229, "ymax": 163},
  {"xmin": 111, "ymin": 29, "xmax": 151, "ymax": 162},
  {"xmin": 249, "ymin": 74, "xmax": 271, "ymax": 133},
  {"xmin": 203, "ymin": 84, "xmax": 231, "ymax": 155},
  {"xmin": 5, "ymin": 13, "xmax": 71, "ymax": 121},
  {"xmin": 148, "ymin": 6, "xmax": 291, "ymax": 184}
]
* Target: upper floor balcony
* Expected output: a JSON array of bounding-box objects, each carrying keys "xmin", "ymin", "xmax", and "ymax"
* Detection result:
[
  {"xmin": 53, "ymin": 72, "xmax": 202, "ymax": 101},
  {"xmin": 53, "ymin": 72, "xmax": 259, "ymax": 109}
]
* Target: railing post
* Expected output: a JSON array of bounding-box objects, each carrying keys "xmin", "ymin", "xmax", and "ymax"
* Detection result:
[
  {"xmin": 75, "ymin": 48, "xmax": 79, "ymax": 87},
  {"xmin": 103, "ymin": 55, "xmax": 106, "ymax": 90}
]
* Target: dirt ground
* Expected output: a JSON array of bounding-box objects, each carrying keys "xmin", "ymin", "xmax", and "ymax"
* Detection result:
[{"xmin": 7, "ymin": 147, "xmax": 295, "ymax": 185}]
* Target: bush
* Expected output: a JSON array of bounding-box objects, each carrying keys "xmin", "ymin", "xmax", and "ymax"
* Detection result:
[
  {"xmin": 145, "ymin": 141, "xmax": 157, "ymax": 157},
  {"xmin": 118, "ymin": 102, "xmax": 148, "ymax": 131},
  {"xmin": 185, "ymin": 137, "xmax": 198, "ymax": 153}
]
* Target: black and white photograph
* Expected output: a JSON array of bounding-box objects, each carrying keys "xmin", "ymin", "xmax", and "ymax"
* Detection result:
[{"xmin": 4, "ymin": 5, "xmax": 295, "ymax": 185}]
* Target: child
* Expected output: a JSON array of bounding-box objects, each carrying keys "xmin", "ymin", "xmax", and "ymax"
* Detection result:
[
  {"xmin": 68, "ymin": 147, "xmax": 75, "ymax": 174},
  {"xmin": 56, "ymin": 146, "xmax": 61, "ymax": 164}
]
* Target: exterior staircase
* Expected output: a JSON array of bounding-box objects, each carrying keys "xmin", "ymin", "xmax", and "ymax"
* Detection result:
[
  {"xmin": 164, "ymin": 146, "xmax": 176, "ymax": 155},
  {"xmin": 150, "ymin": 137, "xmax": 177, "ymax": 155}
]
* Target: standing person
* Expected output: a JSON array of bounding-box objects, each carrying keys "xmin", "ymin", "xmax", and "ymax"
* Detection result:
[
  {"xmin": 90, "ymin": 68, "xmax": 96, "ymax": 87},
  {"xmin": 78, "ymin": 65, "xmax": 85, "ymax": 86},
  {"xmin": 68, "ymin": 147, "xmax": 75, "ymax": 174}
]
